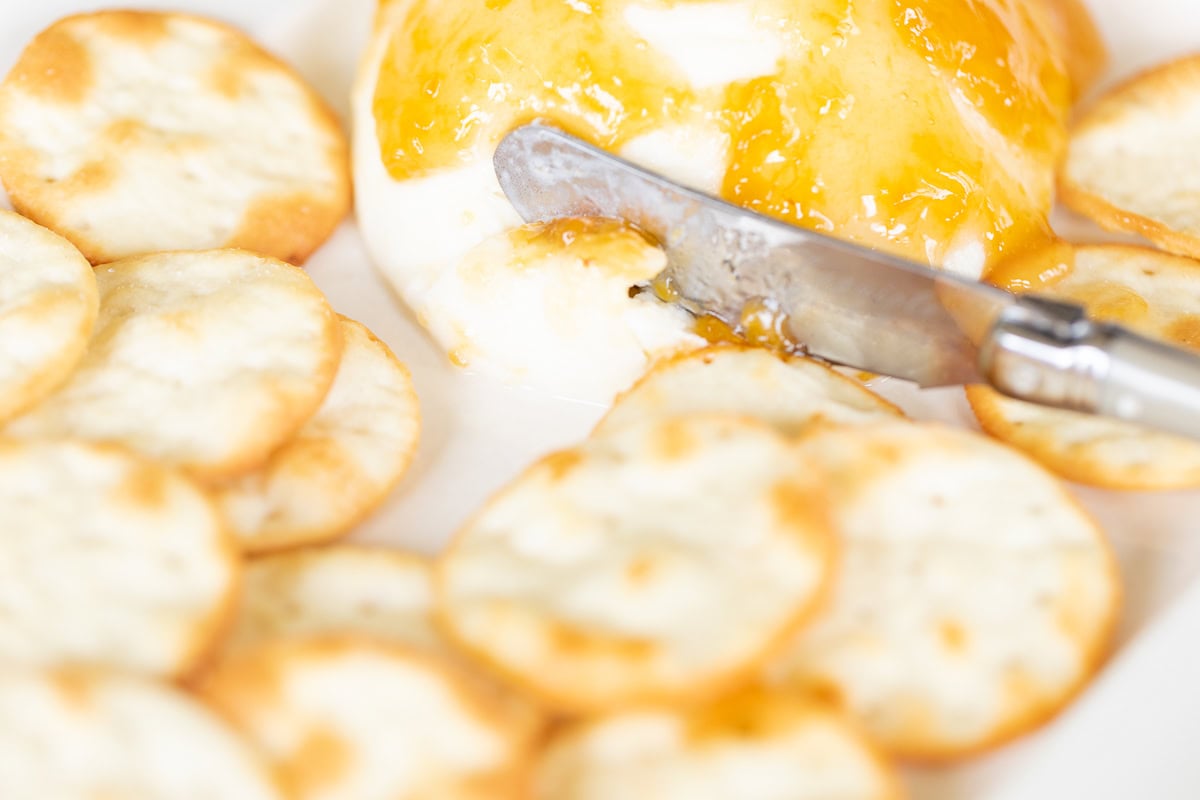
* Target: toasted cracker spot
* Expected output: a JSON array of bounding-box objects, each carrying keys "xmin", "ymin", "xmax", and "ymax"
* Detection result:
[
  {"xmin": 48, "ymin": 670, "xmax": 95, "ymax": 712},
  {"xmin": 5, "ymin": 249, "xmax": 340, "ymax": 481},
  {"xmin": 595, "ymin": 345, "xmax": 902, "ymax": 439},
  {"xmin": 767, "ymin": 422, "xmax": 1119, "ymax": 760},
  {"xmin": 543, "ymin": 449, "xmax": 584, "ymax": 481},
  {"xmin": 0, "ymin": 11, "xmax": 350, "ymax": 264},
  {"xmin": 0, "ymin": 211, "xmax": 97, "ymax": 424},
  {"xmin": 116, "ymin": 461, "xmax": 171, "ymax": 509},
  {"xmin": 57, "ymin": 159, "xmax": 115, "ymax": 195},
  {"xmin": 283, "ymin": 727, "xmax": 353, "ymax": 797},
  {"xmin": 5, "ymin": 28, "xmax": 92, "ymax": 103},
  {"xmin": 211, "ymin": 317, "xmax": 419, "ymax": 552},
  {"xmin": 973, "ymin": 244, "xmax": 1200, "ymax": 490},
  {"xmin": 535, "ymin": 691, "xmax": 901, "ymax": 800},
  {"xmin": 651, "ymin": 417, "xmax": 697, "ymax": 461},
  {"xmin": 0, "ymin": 440, "xmax": 237, "ymax": 678},
  {"xmin": 91, "ymin": 9, "xmax": 171, "ymax": 44},
  {"xmin": 939, "ymin": 620, "xmax": 969, "ymax": 655},
  {"xmin": 227, "ymin": 190, "xmax": 346, "ymax": 266},
  {"xmin": 1060, "ymin": 55, "xmax": 1200, "ymax": 259},
  {"xmin": 438, "ymin": 415, "xmax": 834, "ymax": 712},
  {"xmin": 1167, "ymin": 314, "xmax": 1200, "ymax": 348},
  {"xmin": 0, "ymin": 669, "xmax": 284, "ymax": 799},
  {"xmin": 198, "ymin": 638, "xmax": 531, "ymax": 800}
]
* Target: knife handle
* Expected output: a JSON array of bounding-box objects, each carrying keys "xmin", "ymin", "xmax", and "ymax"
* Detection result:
[{"xmin": 981, "ymin": 296, "xmax": 1200, "ymax": 440}]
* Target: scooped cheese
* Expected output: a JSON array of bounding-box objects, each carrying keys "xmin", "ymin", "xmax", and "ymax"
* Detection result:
[{"xmin": 354, "ymin": 0, "xmax": 1075, "ymax": 401}]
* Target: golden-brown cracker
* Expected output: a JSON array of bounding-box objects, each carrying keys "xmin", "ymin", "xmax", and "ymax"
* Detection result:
[
  {"xmin": 766, "ymin": 422, "xmax": 1119, "ymax": 761},
  {"xmin": 536, "ymin": 690, "xmax": 902, "ymax": 800},
  {"xmin": 0, "ymin": 210, "xmax": 97, "ymax": 424},
  {"xmin": 0, "ymin": 439, "xmax": 239, "ymax": 678},
  {"xmin": 1060, "ymin": 55, "xmax": 1200, "ymax": 259},
  {"xmin": 212, "ymin": 317, "xmax": 420, "ymax": 553},
  {"xmin": 221, "ymin": 545, "xmax": 445, "ymax": 660},
  {"xmin": 0, "ymin": 668, "xmax": 285, "ymax": 799},
  {"xmin": 437, "ymin": 415, "xmax": 835, "ymax": 713},
  {"xmin": 198, "ymin": 637, "xmax": 531, "ymax": 800},
  {"xmin": 5, "ymin": 249, "xmax": 341, "ymax": 481},
  {"xmin": 0, "ymin": 10, "xmax": 349, "ymax": 264}
]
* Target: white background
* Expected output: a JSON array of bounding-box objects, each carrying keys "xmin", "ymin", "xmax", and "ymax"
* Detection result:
[{"xmin": 1, "ymin": 1, "xmax": 1199, "ymax": 797}]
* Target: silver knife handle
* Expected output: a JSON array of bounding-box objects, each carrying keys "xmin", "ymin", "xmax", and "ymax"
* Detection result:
[{"xmin": 980, "ymin": 296, "xmax": 1200, "ymax": 440}]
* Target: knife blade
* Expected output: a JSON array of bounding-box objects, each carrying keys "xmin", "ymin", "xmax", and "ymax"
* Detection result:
[
  {"xmin": 493, "ymin": 122, "xmax": 1012, "ymax": 387},
  {"xmin": 493, "ymin": 122, "xmax": 1200, "ymax": 440}
]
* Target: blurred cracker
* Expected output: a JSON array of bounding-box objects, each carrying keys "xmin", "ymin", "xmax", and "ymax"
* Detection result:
[
  {"xmin": 1060, "ymin": 55, "xmax": 1200, "ymax": 258},
  {"xmin": 0, "ymin": 668, "xmax": 284, "ymax": 799},
  {"xmin": 199, "ymin": 637, "xmax": 531, "ymax": 800},
  {"xmin": 0, "ymin": 440, "xmax": 237, "ymax": 678},
  {"xmin": 535, "ymin": 689, "xmax": 901, "ymax": 800},
  {"xmin": 0, "ymin": 210, "xmax": 96, "ymax": 423},
  {"xmin": 0, "ymin": 10, "xmax": 349, "ymax": 264},
  {"xmin": 223, "ymin": 544, "xmax": 443, "ymax": 659}
]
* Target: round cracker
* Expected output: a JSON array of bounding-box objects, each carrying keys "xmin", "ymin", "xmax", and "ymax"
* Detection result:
[
  {"xmin": 0, "ymin": 439, "xmax": 237, "ymax": 677},
  {"xmin": 535, "ymin": 690, "xmax": 901, "ymax": 800},
  {"xmin": 976, "ymin": 244, "xmax": 1200, "ymax": 490},
  {"xmin": 767, "ymin": 422, "xmax": 1119, "ymax": 761},
  {"xmin": 199, "ymin": 637, "xmax": 531, "ymax": 800},
  {"xmin": 0, "ymin": 668, "xmax": 284, "ymax": 800},
  {"xmin": 1060, "ymin": 55, "xmax": 1200, "ymax": 259},
  {"xmin": 0, "ymin": 10, "xmax": 349, "ymax": 265},
  {"xmin": 5, "ymin": 249, "xmax": 341, "ymax": 480},
  {"xmin": 212, "ymin": 316, "xmax": 420, "ymax": 552},
  {"xmin": 0, "ymin": 210, "xmax": 97, "ymax": 423},
  {"xmin": 437, "ymin": 415, "xmax": 835, "ymax": 712},
  {"xmin": 595, "ymin": 345, "xmax": 902, "ymax": 438},
  {"xmin": 219, "ymin": 544, "xmax": 549, "ymax": 738},
  {"xmin": 222, "ymin": 545, "xmax": 445, "ymax": 660}
]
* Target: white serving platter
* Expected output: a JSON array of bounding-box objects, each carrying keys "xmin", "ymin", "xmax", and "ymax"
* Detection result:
[{"xmin": 2, "ymin": 1, "xmax": 1198, "ymax": 797}]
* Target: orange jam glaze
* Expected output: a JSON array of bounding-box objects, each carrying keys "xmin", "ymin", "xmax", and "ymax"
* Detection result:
[
  {"xmin": 373, "ymin": 0, "xmax": 1073, "ymax": 270},
  {"xmin": 985, "ymin": 243, "xmax": 1152, "ymax": 328}
]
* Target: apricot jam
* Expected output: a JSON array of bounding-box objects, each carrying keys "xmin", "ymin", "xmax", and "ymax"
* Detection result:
[
  {"xmin": 985, "ymin": 244, "xmax": 1153, "ymax": 328},
  {"xmin": 373, "ymin": 0, "xmax": 1072, "ymax": 269}
]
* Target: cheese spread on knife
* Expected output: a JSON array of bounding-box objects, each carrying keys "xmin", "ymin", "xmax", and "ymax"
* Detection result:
[{"xmin": 353, "ymin": 0, "xmax": 1085, "ymax": 401}]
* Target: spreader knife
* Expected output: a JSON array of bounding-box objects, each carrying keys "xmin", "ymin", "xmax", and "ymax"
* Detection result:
[{"xmin": 494, "ymin": 122, "xmax": 1200, "ymax": 440}]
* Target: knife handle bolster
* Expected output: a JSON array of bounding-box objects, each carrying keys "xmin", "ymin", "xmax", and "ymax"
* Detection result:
[{"xmin": 982, "ymin": 296, "xmax": 1200, "ymax": 440}]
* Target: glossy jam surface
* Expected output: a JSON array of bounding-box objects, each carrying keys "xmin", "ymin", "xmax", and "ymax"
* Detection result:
[{"xmin": 373, "ymin": 0, "xmax": 1072, "ymax": 268}]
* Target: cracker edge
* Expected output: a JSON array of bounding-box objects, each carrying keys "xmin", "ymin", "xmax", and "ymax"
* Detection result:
[
  {"xmin": 227, "ymin": 316, "xmax": 421, "ymax": 555},
  {"xmin": 592, "ymin": 344, "xmax": 905, "ymax": 439},
  {"xmin": 1059, "ymin": 54, "xmax": 1200, "ymax": 260}
]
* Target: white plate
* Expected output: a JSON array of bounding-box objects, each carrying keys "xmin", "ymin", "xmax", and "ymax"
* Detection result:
[{"xmin": 2, "ymin": 2, "xmax": 1198, "ymax": 797}]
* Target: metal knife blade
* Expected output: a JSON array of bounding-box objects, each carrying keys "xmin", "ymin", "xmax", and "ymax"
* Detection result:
[{"xmin": 493, "ymin": 122, "xmax": 1019, "ymax": 387}]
